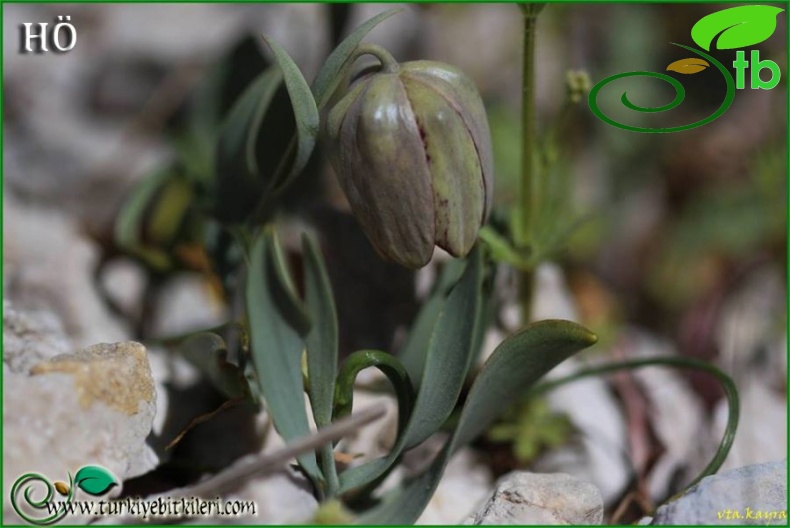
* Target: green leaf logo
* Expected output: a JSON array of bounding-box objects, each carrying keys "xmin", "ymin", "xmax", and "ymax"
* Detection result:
[
  {"xmin": 74, "ymin": 466, "xmax": 118, "ymax": 496},
  {"xmin": 691, "ymin": 5, "xmax": 784, "ymax": 51}
]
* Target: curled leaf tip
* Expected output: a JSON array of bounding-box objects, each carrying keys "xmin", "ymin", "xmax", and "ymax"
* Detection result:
[
  {"xmin": 667, "ymin": 57, "xmax": 710, "ymax": 74},
  {"xmin": 537, "ymin": 319, "xmax": 598, "ymax": 347}
]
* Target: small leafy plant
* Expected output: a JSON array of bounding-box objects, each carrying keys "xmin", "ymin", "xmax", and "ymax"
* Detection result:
[
  {"xmin": 109, "ymin": 6, "xmax": 739, "ymax": 524},
  {"xmin": 486, "ymin": 397, "xmax": 574, "ymax": 465}
]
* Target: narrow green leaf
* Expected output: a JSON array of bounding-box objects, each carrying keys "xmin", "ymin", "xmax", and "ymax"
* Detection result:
[
  {"xmin": 247, "ymin": 229, "xmax": 320, "ymax": 480},
  {"xmin": 401, "ymin": 249, "xmax": 483, "ymax": 450},
  {"xmin": 270, "ymin": 232, "xmax": 311, "ymax": 335},
  {"xmin": 217, "ymin": 67, "xmax": 281, "ymax": 175},
  {"xmin": 398, "ymin": 259, "xmax": 467, "ymax": 388},
  {"xmin": 339, "ymin": 248, "xmax": 483, "ymax": 492},
  {"xmin": 114, "ymin": 168, "xmax": 174, "ymax": 271},
  {"xmin": 303, "ymin": 234, "xmax": 339, "ymax": 427},
  {"xmin": 333, "ymin": 350, "xmax": 414, "ymax": 438},
  {"xmin": 250, "ymin": 10, "xmax": 401, "ymax": 204},
  {"xmin": 357, "ymin": 446, "xmax": 447, "ymax": 525},
  {"xmin": 530, "ymin": 356, "xmax": 739, "ymax": 495},
  {"xmin": 214, "ymin": 68, "xmax": 282, "ymax": 222},
  {"xmin": 244, "ymin": 81, "xmax": 278, "ymax": 179},
  {"xmin": 332, "ymin": 350, "xmax": 415, "ymax": 498},
  {"xmin": 397, "ymin": 295, "xmax": 443, "ymax": 388},
  {"xmin": 177, "ymin": 332, "xmax": 251, "ymax": 400},
  {"xmin": 227, "ymin": 69, "xmax": 282, "ymax": 177},
  {"xmin": 358, "ymin": 320, "xmax": 597, "ymax": 524},
  {"xmin": 260, "ymin": 34, "xmax": 320, "ymax": 190},
  {"xmin": 452, "ymin": 320, "xmax": 598, "ymax": 448},
  {"xmin": 146, "ymin": 176, "xmax": 193, "ymax": 248},
  {"xmin": 74, "ymin": 466, "xmax": 118, "ymax": 496},
  {"xmin": 311, "ymin": 8, "xmax": 402, "ymax": 109},
  {"xmin": 190, "ymin": 35, "xmax": 270, "ymax": 140},
  {"xmin": 691, "ymin": 5, "xmax": 784, "ymax": 51},
  {"xmin": 478, "ymin": 225, "xmax": 531, "ymax": 270},
  {"xmin": 303, "ymin": 234, "xmax": 340, "ymax": 495}
]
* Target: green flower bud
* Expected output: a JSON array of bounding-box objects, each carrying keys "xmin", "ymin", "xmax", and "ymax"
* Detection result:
[{"xmin": 327, "ymin": 46, "xmax": 494, "ymax": 269}]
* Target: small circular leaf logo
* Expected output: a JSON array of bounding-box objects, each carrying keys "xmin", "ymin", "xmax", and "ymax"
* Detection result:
[
  {"xmin": 10, "ymin": 472, "xmax": 73, "ymax": 525},
  {"xmin": 10, "ymin": 466, "xmax": 118, "ymax": 525},
  {"xmin": 588, "ymin": 44, "xmax": 735, "ymax": 133}
]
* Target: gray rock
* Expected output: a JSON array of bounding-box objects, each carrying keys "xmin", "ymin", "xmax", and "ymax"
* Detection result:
[
  {"xmin": 3, "ymin": 196, "xmax": 128, "ymax": 347},
  {"xmin": 625, "ymin": 328, "xmax": 710, "ymax": 502},
  {"xmin": 710, "ymin": 265, "xmax": 787, "ymax": 474},
  {"xmin": 4, "ymin": 337, "xmax": 158, "ymax": 524},
  {"xmin": 149, "ymin": 274, "xmax": 228, "ymax": 338},
  {"xmin": 205, "ymin": 466, "xmax": 318, "ymax": 524},
  {"xmin": 469, "ymin": 471, "xmax": 604, "ymax": 525},
  {"xmin": 418, "ymin": 449, "xmax": 493, "ymax": 524},
  {"xmin": 3, "ymin": 301, "xmax": 72, "ymax": 374},
  {"xmin": 651, "ymin": 461, "xmax": 787, "ymax": 525},
  {"xmin": 532, "ymin": 369, "xmax": 629, "ymax": 505},
  {"xmin": 712, "ymin": 381, "xmax": 787, "ymax": 474},
  {"xmin": 530, "ymin": 263, "xmax": 581, "ymax": 323},
  {"xmin": 715, "ymin": 265, "xmax": 785, "ymax": 389}
]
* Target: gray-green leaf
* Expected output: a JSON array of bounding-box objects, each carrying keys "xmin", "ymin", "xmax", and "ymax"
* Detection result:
[
  {"xmin": 691, "ymin": 5, "xmax": 784, "ymax": 51},
  {"xmin": 303, "ymin": 234, "xmax": 339, "ymax": 428},
  {"xmin": 333, "ymin": 350, "xmax": 414, "ymax": 438},
  {"xmin": 214, "ymin": 68, "xmax": 282, "ymax": 222},
  {"xmin": 177, "ymin": 332, "xmax": 251, "ymax": 400},
  {"xmin": 303, "ymin": 234, "xmax": 340, "ymax": 493},
  {"xmin": 452, "ymin": 320, "xmax": 597, "ymax": 448},
  {"xmin": 397, "ymin": 258, "xmax": 465, "ymax": 387},
  {"xmin": 114, "ymin": 168, "xmax": 177, "ymax": 271},
  {"xmin": 260, "ymin": 34, "xmax": 320, "ymax": 190},
  {"xmin": 311, "ymin": 8, "xmax": 402, "ymax": 109},
  {"xmin": 338, "ymin": 248, "xmax": 483, "ymax": 492},
  {"xmin": 247, "ymin": 229, "xmax": 320, "ymax": 480},
  {"xmin": 359, "ymin": 320, "xmax": 597, "ymax": 524}
]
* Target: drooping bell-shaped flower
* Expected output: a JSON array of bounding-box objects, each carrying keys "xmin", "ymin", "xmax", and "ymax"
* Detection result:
[{"xmin": 327, "ymin": 46, "xmax": 494, "ymax": 269}]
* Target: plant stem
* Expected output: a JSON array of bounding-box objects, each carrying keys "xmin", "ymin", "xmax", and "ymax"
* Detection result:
[
  {"xmin": 517, "ymin": 3, "xmax": 544, "ymax": 322},
  {"xmin": 350, "ymin": 43, "xmax": 400, "ymax": 74},
  {"xmin": 160, "ymin": 404, "xmax": 387, "ymax": 502},
  {"xmin": 520, "ymin": 5, "xmax": 542, "ymax": 243}
]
